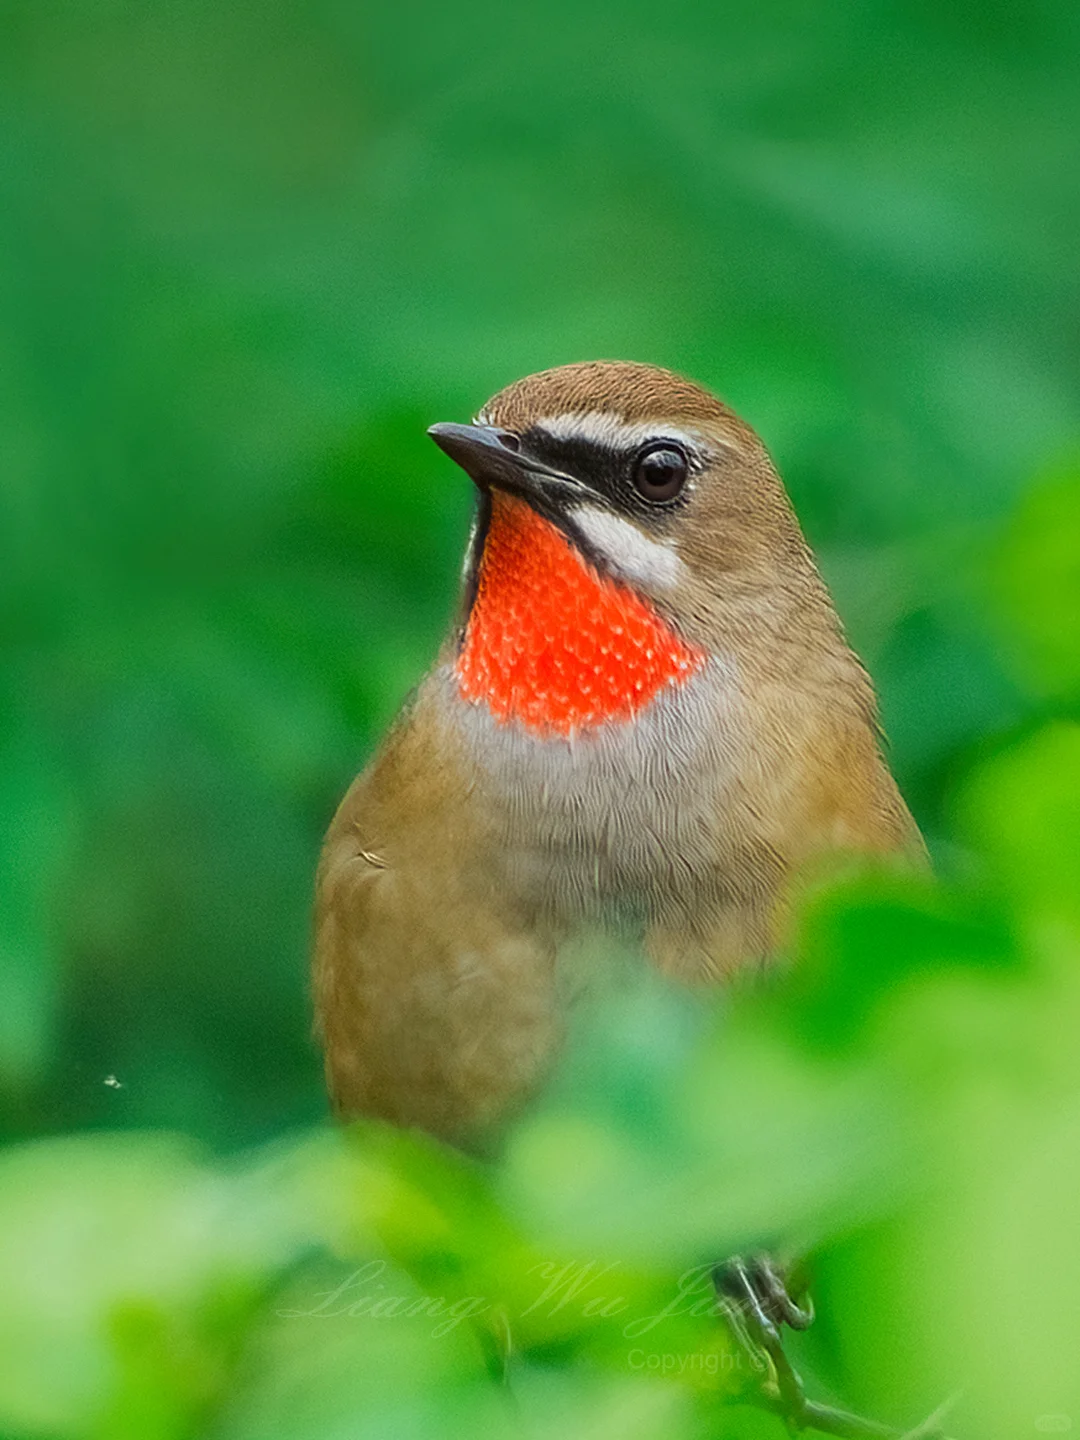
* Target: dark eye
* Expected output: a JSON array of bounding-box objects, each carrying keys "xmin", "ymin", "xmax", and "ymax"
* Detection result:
[{"xmin": 632, "ymin": 444, "xmax": 689, "ymax": 502}]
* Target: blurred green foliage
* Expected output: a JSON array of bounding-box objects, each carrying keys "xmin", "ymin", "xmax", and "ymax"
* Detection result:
[{"xmin": 1, "ymin": 0, "xmax": 1079, "ymax": 1436}]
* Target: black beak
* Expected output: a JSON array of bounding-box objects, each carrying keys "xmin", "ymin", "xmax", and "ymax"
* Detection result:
[{"xmin": 427, "ymin": 422, "xmax": 586, "ymax": 505}]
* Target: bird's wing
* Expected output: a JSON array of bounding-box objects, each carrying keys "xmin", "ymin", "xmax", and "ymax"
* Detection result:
[{"xmin": 313, "ymin": 709, "xmax": 558, "ymax": 1143}]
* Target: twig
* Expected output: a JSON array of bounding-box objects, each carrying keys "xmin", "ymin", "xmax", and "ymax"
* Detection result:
[{"xmin": 715, "ymin": 1264, "xmax": 954, "ymax": 1440}]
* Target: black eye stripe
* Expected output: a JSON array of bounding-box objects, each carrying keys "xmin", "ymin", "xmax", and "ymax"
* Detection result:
[
  {"xmin": 521, "ymin": 428, "xmax": 622, "ymax": 469},
  {"xmin": 518, "ymin": 426, "xmax": 696, "ymax": 519}
]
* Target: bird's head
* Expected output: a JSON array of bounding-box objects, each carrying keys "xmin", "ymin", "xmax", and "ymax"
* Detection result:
[{"xmin": 429, "ymin": 361, "xmax": 835, "ymax": 736}]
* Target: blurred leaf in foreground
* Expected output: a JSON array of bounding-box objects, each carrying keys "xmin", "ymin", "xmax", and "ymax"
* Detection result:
[{"xmin": 988, "ymin": 468, "xmax": 1080, "ymax": 705}]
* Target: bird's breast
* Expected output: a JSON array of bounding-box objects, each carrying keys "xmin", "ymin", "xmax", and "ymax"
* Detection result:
[{"xmin": 437, "ymin": 656, "xmax": 742, "ymax": 926}]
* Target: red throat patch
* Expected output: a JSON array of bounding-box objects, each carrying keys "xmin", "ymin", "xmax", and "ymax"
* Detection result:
[{"xmin": 456, "ymin": 493, "xmax": 706, "ymax": 735}]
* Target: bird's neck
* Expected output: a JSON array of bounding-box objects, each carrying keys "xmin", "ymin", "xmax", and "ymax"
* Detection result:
[{"xmin": 456, "ymin": 492, "xmax": 705, "ymax": 735}]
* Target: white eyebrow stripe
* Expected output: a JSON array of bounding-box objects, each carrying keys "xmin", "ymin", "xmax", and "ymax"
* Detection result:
[
  {"xmin": 570, "ymin": 504, "xmax": 686, "ymax": 590},
  {"xmin": 534, "ymin": 411, "xmax": 707, "ymax": 453}
]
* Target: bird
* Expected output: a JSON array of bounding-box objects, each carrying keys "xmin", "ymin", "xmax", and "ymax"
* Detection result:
[{"xmin": 314, "ymin": 360, "xmax": 921, "ymax": 1146}]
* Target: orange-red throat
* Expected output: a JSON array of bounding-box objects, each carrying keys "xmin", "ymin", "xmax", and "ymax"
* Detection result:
[{"xmin": 456, "ymin": 492, "xmax": 706, "ymax": 735}]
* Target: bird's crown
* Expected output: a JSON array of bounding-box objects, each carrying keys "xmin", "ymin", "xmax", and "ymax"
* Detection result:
[{"xmin": 476, "ymin": 359, "xmax": 751, "ymax": 442}]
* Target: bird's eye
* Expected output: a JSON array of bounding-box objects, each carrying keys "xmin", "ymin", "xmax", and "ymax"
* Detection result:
[{"xmin": 632, "ymin": 444, "xmax": 688, "ymax": 502}]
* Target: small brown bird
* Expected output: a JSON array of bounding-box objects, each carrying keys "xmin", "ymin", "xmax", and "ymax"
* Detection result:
[{"xmin": 315, "ymin": 362, "xmax": 919, "ymax": 1144}]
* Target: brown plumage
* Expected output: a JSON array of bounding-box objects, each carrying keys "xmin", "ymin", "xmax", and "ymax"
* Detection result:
[{"xmin": 314, "ymin": 362, "xmax": 921, "ymax": 1143}]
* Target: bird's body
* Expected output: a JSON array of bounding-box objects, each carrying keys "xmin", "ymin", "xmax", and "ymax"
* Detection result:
[{"xmin": 315, "ymin": 363, "xmax": 919, "ymax": 1141}]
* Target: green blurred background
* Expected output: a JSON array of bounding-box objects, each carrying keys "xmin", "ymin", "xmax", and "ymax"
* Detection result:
[{"xmin": 2, "ymin": 2, "xmax": 1080, "ymax": 1437}]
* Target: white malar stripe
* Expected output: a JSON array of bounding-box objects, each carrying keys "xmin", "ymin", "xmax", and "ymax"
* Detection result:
[
  {"xmin": 534, "ymin": 411, "xmax": 706, "ymax": 453},
  {"xmin": 571, "ymin": 505, "xmax": 686, "ymax": 590}
]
